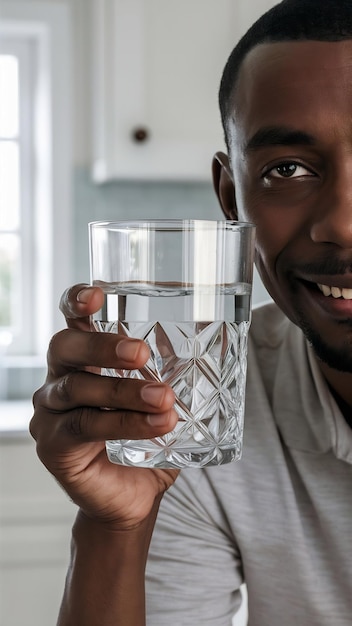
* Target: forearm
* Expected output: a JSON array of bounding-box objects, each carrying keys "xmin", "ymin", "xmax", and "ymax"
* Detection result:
[{"xmin": 57, "ymin": 504, "xmax": 160, "ymax": 626}]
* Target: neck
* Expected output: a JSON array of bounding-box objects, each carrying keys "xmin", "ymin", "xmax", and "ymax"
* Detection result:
[{"xmin": 318, "ymin": 362, "xmax": 352, "ymax": 425}]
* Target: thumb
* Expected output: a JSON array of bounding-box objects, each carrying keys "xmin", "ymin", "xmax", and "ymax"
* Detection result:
[{"xmin": 59, "ymin": 284, "xmax": 104, "ymax": 330}]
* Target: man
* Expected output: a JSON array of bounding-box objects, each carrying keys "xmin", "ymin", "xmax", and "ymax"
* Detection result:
[{"xmin": 30, "ymin": 0, "xmax": 352, "ymax": 624}]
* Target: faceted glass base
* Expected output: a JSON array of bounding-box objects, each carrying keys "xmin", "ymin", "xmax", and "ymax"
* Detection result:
[
  {"xmin": 102, "ymin": 320, "xmax": 249, "ymax": 469},
  {"xmin": 106, "ymin": 440, "xmax": 243, "ymax": 469}
]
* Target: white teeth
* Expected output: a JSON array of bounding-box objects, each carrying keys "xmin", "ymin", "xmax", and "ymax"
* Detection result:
[
  {"xmin": 319, "ymin": 284, "xmax": 332, "ymax": 296},
  {"xmin": 317, "ymin": 284, "xmax": 352, "ymax": 299},
  {"xmin": 331, "ymin": 287, "xmax": 342, "ymax": 298},
  {"xmin": 342, "ymin": 288, "xmax": 352, "ymax": 300}
]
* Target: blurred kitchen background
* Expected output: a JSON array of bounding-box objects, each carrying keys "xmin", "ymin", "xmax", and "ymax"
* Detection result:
[{"xmin": 0, "ymin": 1, "xmax": 275, "ymax": 624}]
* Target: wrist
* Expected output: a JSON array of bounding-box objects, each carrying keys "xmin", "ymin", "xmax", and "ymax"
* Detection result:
[
  {"xmin": 73, "ymin": 498, "xmax": 161, "ymax": 550},
  {"xmin": 57, "ymin": 502, "xmax": 161, "ymax": 626}
]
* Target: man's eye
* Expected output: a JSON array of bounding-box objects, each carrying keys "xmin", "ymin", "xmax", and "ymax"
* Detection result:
[{"xmin": 266, "ymin": 162, "xmax": 313, "ymax": 179}]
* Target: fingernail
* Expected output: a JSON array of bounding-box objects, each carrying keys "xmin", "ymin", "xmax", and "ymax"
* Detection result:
[
  {"xmin": 77, "ymin": 288, "xmax": 93, "ymax": 303},
  {"xmin": 141, "ymin": 384, "xmax": 166, "ymax": 408},
  {"xmin": 116, "ymin": 338, "xmax": 141, "ymax": 362}
]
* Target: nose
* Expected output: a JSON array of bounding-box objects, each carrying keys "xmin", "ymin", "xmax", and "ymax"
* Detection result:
[{"xmin": 310, "ymin": 169, "xmax": 352, "ymax": 248}]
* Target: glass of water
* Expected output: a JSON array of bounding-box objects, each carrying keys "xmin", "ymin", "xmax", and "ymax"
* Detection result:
[{"xmin": 89, "ymin": 219, "xmax": 255, "ymax": 469}]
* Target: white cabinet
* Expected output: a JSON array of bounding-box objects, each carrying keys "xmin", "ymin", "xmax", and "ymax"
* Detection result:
[
  {"xmin": 91, "ymin": 0, "xmax": 277, "ymax": 182},
  {"xmin": 0, "ymin": 434, "xmax": 77, "ymax": 626}
]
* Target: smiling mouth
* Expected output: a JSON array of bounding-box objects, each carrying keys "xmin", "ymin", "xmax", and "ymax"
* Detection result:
[{"xmin": 317, "ymin": 283, "xmax": 352, "ymax": 300}]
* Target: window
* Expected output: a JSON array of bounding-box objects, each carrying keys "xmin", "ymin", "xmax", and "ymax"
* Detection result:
[
  {"xmin": 0, "ymin": 2, "xmax": 71, "ymax": 403},
  {"xmin": 0, "ymin": 55, "xmax": 19, "ymax": 335},
  {"xmin": 0, "ymin": 40, "xmax": 35, "ymax": 356}
]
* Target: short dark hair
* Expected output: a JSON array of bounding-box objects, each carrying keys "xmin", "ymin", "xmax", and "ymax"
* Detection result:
[{"xmin": 219, "ymin": 0, "xmax": 352, "ymax": 146}]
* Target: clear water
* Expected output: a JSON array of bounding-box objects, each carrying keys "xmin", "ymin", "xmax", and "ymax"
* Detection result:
[{"xmin": 92, "ymin": 284, "xmax": 251, "ymax": 468}]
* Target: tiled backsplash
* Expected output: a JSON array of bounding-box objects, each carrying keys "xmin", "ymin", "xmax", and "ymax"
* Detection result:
[
  {"xmin": 73, "ymin": 168, "xmax": 224, "ymax": 282},
  {"xmin": 73, "ymin": 167, "xmax": 269, "ymax": 301},
  {"xmin": 3, "ymin": 168, "xmax": 269, "ymax": 401}
]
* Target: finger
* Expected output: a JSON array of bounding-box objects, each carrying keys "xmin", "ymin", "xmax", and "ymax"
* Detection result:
[
  {"xmin": 41, "ymin": 371, "xmax": 175, "ymax": 414},
  {"xmin": 31, "ymin": 402, "xmax": 178, "ymax": 444},
  {"xmin": 60, "ymin": 284, "xmax": 104, "ymax": 330},
  {"xmin": 47, "ymin": 328, "xmax": 150, "ymax": 377}
]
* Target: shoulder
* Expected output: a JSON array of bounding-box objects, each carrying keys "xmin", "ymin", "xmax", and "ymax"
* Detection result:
[
  {"xmin": 250, "ymin": 301, "xmax": 294, "ymax": 350},
  {"xmin": 247, "ymin": 301, "xmax": 308, "ymax": 404}
]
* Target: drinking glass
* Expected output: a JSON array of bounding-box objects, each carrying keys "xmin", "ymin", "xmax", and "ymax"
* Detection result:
[{"xmin": 89, "ymin": 219, "xmax": 255, "ymax": 469}]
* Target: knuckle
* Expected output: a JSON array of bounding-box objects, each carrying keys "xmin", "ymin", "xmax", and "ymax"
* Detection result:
[
  {"xmin": 114, "ymin": 409, "xmax": 131, "ymax": 435},
  {"xmin": 110, "ymin": 376, "xmax": 125, "ymax": 403},
  {"xmin": 30, "ymin": 386, "xmax": 47, "ymax": 439},
  {"xmin": 47, "ymin": 328, "xmax": 71, "ymax": 359},
  {"xmin": 66, "ymin": 406, "xmax": 92, "ymax": 438},
  {"xmin": 29, "ymin": 412, "xmax": 37, "ymax": 440},
  {"xmin": 29, "ymin": 403, "xmax": 49, "ymax": 447},
  {"xmin": 46, "ymin": 328, "xmax": 80, "ymax": 373},
  {"xmin": 56, "ymin": 372, "xmax": 75, "ymax": 404},
  {"xmin": 86, "ymin": 329, "xmax": 100, "ymax": 352},
  {"xmin": 32, "ymin": 386, "xmax": 43, "ymax": 409}
]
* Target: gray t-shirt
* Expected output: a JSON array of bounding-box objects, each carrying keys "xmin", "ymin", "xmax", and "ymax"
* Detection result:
[{"xmin": 146, "ymin": 302, "xmax": 352, "ymax": 625}]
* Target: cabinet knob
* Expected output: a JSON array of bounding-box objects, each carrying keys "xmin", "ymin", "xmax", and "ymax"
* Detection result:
[{"xmin": 131, "ymin": 127, "xmax": 150, "ymax": 143}]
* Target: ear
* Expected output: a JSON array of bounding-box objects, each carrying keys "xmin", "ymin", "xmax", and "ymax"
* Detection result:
[{"xmin": 212, "ymin": 151, "xmax": 238, "ymax": 220}]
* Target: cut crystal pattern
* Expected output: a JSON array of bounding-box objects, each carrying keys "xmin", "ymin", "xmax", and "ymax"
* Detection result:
[{"xmin": 104, "ymin": 320, "xmax": 249, "ymax": 468}]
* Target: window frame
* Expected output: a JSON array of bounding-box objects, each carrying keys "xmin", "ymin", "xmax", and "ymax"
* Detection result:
[
  {"xmin": 0, "ymin": 38, "xmax": 35, "ymax": 354},
  {"xmin": 0, "ymin": 2, "xmax": 72, "ymax": 368}
]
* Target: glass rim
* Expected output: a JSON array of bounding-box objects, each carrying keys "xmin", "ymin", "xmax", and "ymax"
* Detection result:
[{"xmin": 89, "ymin": 219, "xmax": 255, "ymax": 231}]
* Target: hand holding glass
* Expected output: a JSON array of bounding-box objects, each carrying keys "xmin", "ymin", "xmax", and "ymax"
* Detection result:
[{"xmin": 89, "ymin": 219, "xmax": 255, "ymax": 469}]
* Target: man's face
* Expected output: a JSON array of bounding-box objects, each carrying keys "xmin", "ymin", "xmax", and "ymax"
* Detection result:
[{"xmin": 227, "ymin": 40, "xmax": 352, "ymax": 372}]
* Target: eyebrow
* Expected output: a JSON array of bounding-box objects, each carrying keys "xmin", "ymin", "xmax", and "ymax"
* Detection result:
[{"xmin": 244, "ymin": 126, "xmax": 316, "ymax": 153}]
